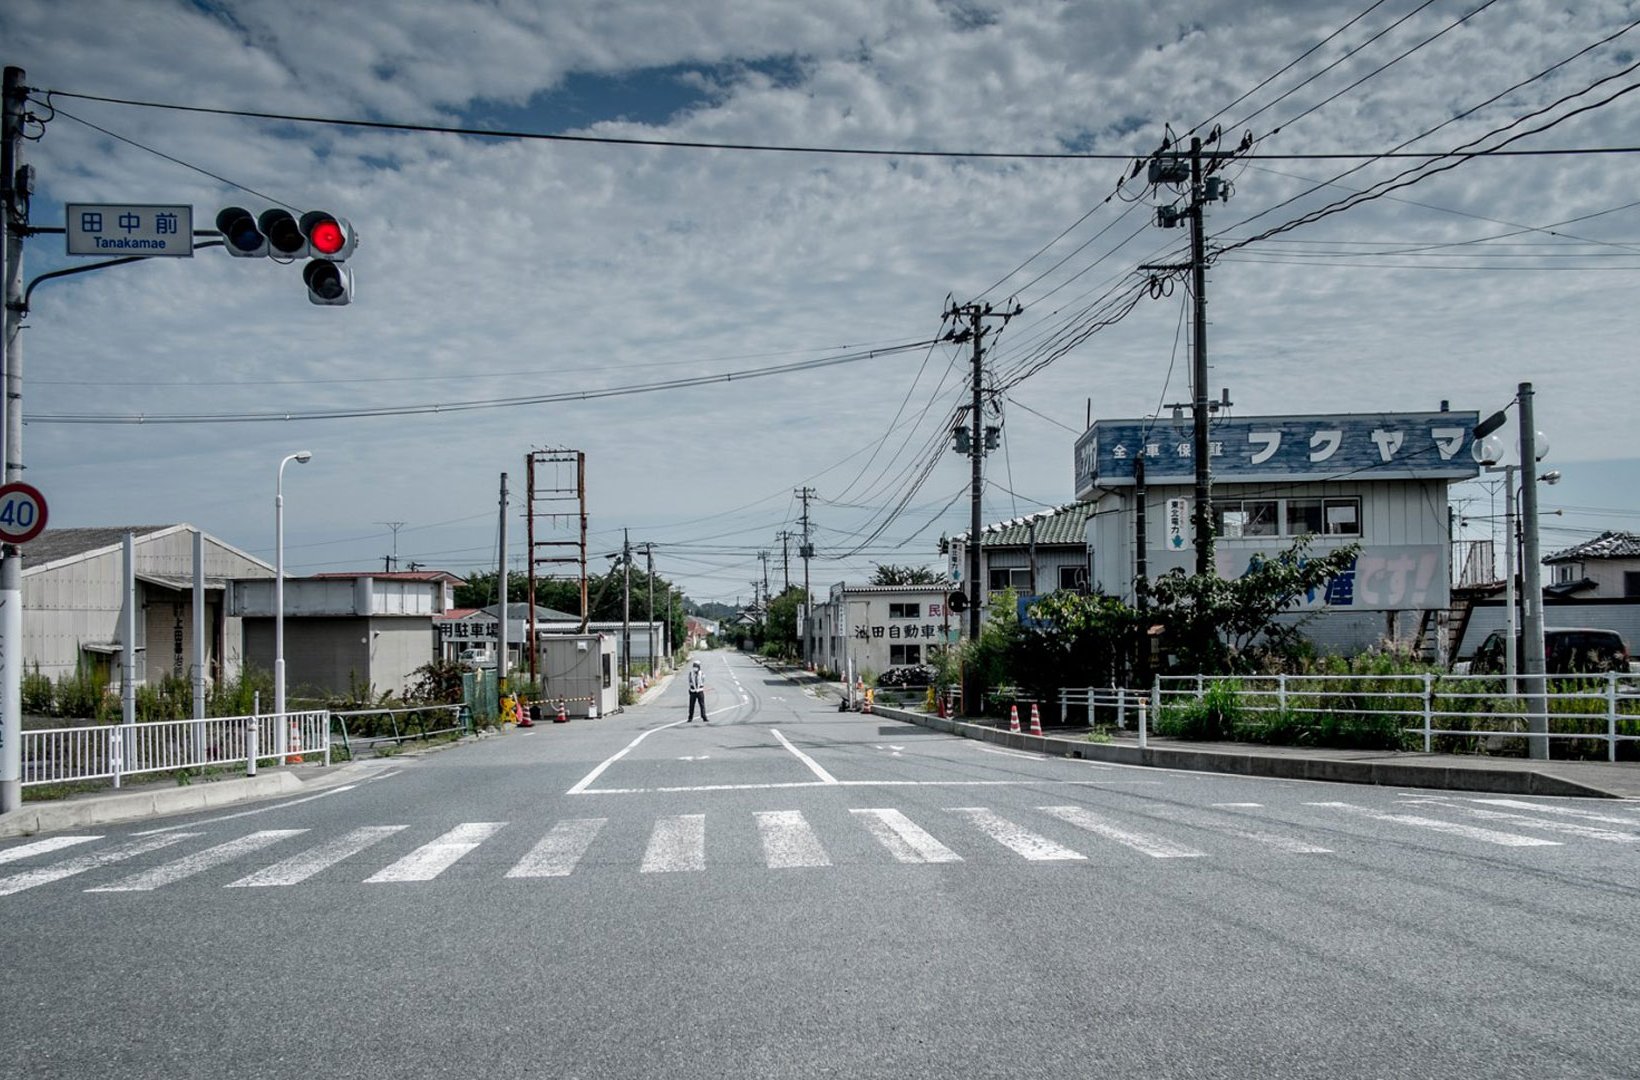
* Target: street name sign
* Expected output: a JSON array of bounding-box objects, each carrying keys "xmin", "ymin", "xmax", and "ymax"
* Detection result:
[
  {"xmin": 66, "ymin": 203, "xmax": 194, "ymax": 257},
  {"xmin": 0, "ymin": 482, "xmax": 47, "ymax": 545}
]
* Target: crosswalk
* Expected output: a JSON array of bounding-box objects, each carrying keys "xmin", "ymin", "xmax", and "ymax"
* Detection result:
[{"xmin": 2, "ymin": 795, "xmax": 1637, "ymax": 897}]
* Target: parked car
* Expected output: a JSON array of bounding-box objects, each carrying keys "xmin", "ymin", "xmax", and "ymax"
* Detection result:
[
  {"xmin": 458, "ymin": 647, "xmax": 496, "ymax": 669},
  {"xmin": 1456, "ymin": 627, "xmax": 1632, "ymax": 675}
]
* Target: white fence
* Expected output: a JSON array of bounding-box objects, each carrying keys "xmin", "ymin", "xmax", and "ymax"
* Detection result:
[
  {"xmin": 20, "ymin": 711, "xmax": 331, "ymax": 789},
  {"xmin": 1058, "ymin": 686, "xmax": 1150, "ymax": 729},
  {"xmin": 1155, "ymin": 673, "xmax": 1640, "ymax": 760}
]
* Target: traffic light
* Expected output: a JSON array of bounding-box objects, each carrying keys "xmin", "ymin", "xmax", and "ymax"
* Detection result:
[
  {"xmin": 216, "ymin": 206, "xmax": 357, "ymax": 306},
  {"xmin": 216, "ymin": 207, "xmax": 267, "ymax": 257},
  {"xmin": 947, "ymin": 590, "xmax": 968, "ymax": 613},
  {"xmin": 303, "ymin": 260, "xmax": 353, "ymax": 306}
]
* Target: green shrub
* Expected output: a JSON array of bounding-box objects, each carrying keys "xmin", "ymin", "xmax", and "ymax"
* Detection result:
[
  {"xmin": 22, "ymin": 662, "xmax": 52, "ymax": 714},
  {"xmin": 1154, "ymin": 679, "xmax": 1244, "ymax": 740},
  {"xmin": 54, "ymin": 661, "xmax": 110, "ymax": 721}
]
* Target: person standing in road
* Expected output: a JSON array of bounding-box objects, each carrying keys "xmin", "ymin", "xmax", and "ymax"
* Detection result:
[{"xmin": 686, "ymin": 659, "xmax": 709, "ymax": 723}]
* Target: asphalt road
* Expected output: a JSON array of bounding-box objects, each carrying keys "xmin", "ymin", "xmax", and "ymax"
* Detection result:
[{"xmin": 3, "ymin": 648, "xmax": 1638, "ymax": 1079}]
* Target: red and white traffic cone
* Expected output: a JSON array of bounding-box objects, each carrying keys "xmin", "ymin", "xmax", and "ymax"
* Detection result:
[
  {"xmin": 518, "ymin": 700, "xmax": 534, "ymax": 728},
  {"xmin": 1029, "ymin": 703, "xmax": 1044, "ymax": 736},
  {"xmin": 1008, "ymin": 705, "xmax": 1021, "ymax": 733},
  {"xmin": 555, "ymin": 700, "xmax": 568, "ymax": 724}
]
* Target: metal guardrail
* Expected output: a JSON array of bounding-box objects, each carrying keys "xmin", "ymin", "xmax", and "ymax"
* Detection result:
[
  {"xmin": 331, "ymin": 704, "xmax": 466, "ymax": 756},
  {"xmin": 1058, "ymin": 686, "xmax": 1151, "ymax": 729},
  {"xmin": 20, "ymin": 710, "xmax": 331, "ymax": 789},
  {"xmin": 1155, "ymin": 672, "xmax": 1640, "ymax": 760}
]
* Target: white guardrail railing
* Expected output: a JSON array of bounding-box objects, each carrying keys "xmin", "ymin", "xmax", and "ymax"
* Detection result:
[
  {"xmin": 1153, "ymin": 673, "xmax": 1640, "ymax": 760},
  {"xmin": 20, "ymin": 710, "xmax": 331, "ymax": 789}
]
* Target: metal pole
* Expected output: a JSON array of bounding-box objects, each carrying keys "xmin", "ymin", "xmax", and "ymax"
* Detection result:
[
  {"xmin": 497, "ymin": 471, "xmax": 508, "ymax": 689},
  {"xmin": 274, "ymin": 451, "xmax": 310, "ymax": 752},
  {"xmin": 0, "ymin": 66, "xmax": 27, "ymax": 813},
  {"xmin": 1188, "ymin": 137, "xmax": 1212, "ymax": 577},
  {"xmin": 645, "ymin": 544, "xmax": 655, "ymax": 676},
  {"xmin": 1516, "ymin": 383, "xmax": 1549, "ymax": 759},
  {"xmin": 525, "ymin": 452, "xmax": 537, "ymax": 685},
  {"xmin": 192, "ymin": 528, "xmax": 207, "ymax": 764},
  {"xmin": 122, "ymin": 531, "xmax": 136, "ymax": 727},
  {"xmin": 968, "ymin": 308, "xmax": 984, "ymax": 643},
  {"xmin": 622, "ymin": 528, "xmax": 631, "ymax": 688},
  {"xmin": 1504, "ymin": 464, "xmax": 1517, "ymax": 694}
]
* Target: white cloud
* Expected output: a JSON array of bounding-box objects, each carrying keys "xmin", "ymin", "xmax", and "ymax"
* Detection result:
[{"xmin": 4, "ymin": 0, "xmax": 1637, "ymax": 601}]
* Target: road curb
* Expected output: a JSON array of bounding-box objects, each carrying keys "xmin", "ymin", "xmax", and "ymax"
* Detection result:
[
  {"xmin": 0, "ymin": 771, "xmax": 308, "ymax": 838},
  {"xmin": 871, "ymin": 704, "xmax": 1621, "ymax": 799}
]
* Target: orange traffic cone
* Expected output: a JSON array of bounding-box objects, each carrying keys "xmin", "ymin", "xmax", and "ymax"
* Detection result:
[
  {"xmin": 555, "ymin": 700, "xmax": 568, "ymax": 724},
  {"xmin": 863, "ymin": 688, "xmax": 874, "ymax": 715},
  {"xmin": 286, "ymin": 718, "xmax": 304, "ymax": 764},
  {"xmin": 519, "ymin": 698, "xmax": 535, "ymax": 728},
  {"xmin": 1029, "ymin": 703, "xmax": 1044, "ymax": 736},
  {"xmin": 1008, "ymin": 704, "xmax": 1021, "ymax": 733}
]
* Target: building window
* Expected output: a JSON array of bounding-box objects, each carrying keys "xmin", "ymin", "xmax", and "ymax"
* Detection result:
[
  {"xmin": 888, "ymin": 603, "xmax": 921, "ymax": 619},
  {"xmin": 988, "ymin": 567, "xmax": 1031, "ymax": 591},
  {"xmin": 1214, "ymin": 499, "xmax": 1278, "ymax": 538},
  {"xmin": 889, "ymin": 644, "xmax": 922, "ymax": 666},
  {"xmin": 1220, "ymin": 496, "xmax": 1360, "ymax": 539},
  {"xmin": 1555, "ymin": 564, "xmax": 1577, "ymax": 585},
  {"xmin": 1058, "ymin": 565, "xmax": 1088, "ymax": 592}
]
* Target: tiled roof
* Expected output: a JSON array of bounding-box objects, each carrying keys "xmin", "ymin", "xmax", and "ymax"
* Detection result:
[
  {"xmin": 946, "ymin": 502, "xmax": 1094, "ymax": 549},
  {"xmin": 1544, "ymin": 530, "xmax": 1640, "ymax": 562}
]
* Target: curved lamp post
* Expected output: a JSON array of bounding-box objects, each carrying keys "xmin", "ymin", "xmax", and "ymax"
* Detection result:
[{"xmin": 275, "ymin": 450, "xmax": 313, "ymax": 731}]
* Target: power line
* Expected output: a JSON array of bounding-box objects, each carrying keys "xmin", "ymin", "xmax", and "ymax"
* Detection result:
[{"xmin": 32, "ymin": 88, "xmax": 1640, "ymax": 161}]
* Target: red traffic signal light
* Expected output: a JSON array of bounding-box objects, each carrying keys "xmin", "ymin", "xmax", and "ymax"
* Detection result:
[{"xmin": 300, "ymin": 211, "xmax": 355, "ymax": 261}]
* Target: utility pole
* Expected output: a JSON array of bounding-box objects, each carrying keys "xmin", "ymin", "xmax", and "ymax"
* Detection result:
[
  {"xmin": 621, "ymin": 528, "xmax": 631, "ymax": 689},
  {"xmin": 796, "ymin": 487, "xmax": 815, "ymax": 661},
  {"xmin": 945, "ymin": 300, "xmax": 1017, "ymax": 643},
  {"xmin": 1141, "ymin": 134, "xmax": 1234, "ymax": 577},
  {"xmin": 1516, "ymin": 382, "xmax": 1549, "ymax": 760},
  {"xmin": 1, "ymin": 66, "xmax": 29, "ymax": 813},
  {"xmin": 775, "ymin": 530, "xmax": 792, "ymax": 593},
  {"xmin": 758, "ymin": 550, "xmax": 770, "ymax": 609},
  {"xmin": 497, "ymin": 474, "xmax": 508, "ymax": 689},
  {"xmin": 634, "ymin": 541, "xmax": 657, "ymax": 675},
  {"xmin": 1134, "ymin": 454, "xmax": 1150, "ymax": 689}
]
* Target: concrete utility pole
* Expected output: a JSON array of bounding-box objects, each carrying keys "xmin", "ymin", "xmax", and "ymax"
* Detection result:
[
  {"xmin": 796, "ymin": 487, "xmax": 815, "ymax": 661},
  {"xmin": 0, "ymin": 66, "xmax": 28, "ymax": 812},
  {"xmin": 775, "ymin": 530, "xmax": 792, "ymax": 593},
  {"xmin": 497, "ymin": 473, "xmax": 508, "ymax": 688},
  {"xmin": 634, "ymin": 542, "xmax": 656, "ymax": 675},
  {"xmin": 946, "ymin": 301, "xmax": 1017, "ymax": 643},
  {"xmin": 1516, "ymin": 382, "xmax": 1549, "ymax": 760},
  {"xmin": 1187, "ymin": 136, "xmax": 1212, "ymax": 576},
  {"xmin": 621, "ymin": 529, "xmax": 631, "ymax": 688}
]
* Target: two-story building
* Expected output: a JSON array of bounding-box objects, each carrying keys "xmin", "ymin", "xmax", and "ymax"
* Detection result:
[
  {"xmin": 942, "ymin": 502, "xmax": 1094, "ymax": 610},
  {"xmin": 1075, "ymin": 409, "xmax": 1480, "ymax": 653},
  {"xmin": 1543, "ymin": 531, "xmax": 1640, "ymax": 598},
  {"xmin": 808, "ymin": 582, "xmax": 961, "ymax": 682}
]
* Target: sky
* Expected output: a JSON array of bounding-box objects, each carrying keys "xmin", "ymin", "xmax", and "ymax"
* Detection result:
[{"xmin": 4, "ymin": 0, "xmax": 1638, "ymax": 607}]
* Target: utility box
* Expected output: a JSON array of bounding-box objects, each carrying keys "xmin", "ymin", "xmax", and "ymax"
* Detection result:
[{"xmin": 537, "ymin": 634, "xmax": 619, "ymax": 718}]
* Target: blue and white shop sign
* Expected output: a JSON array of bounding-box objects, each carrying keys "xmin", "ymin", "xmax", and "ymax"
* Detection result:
[{"xmin": 1075, "ymin": 411, "xmax": 1480, "ymax": 498}]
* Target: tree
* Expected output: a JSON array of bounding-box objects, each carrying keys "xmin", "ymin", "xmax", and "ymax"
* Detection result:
[
  {"xmin": 1146, "ymin": 537, "xmax": 1362, "ymax": 673},
  {"xmin": 762, "ymin": 586, "xmax": 807, "ymax": 657},
  {"xmin": 871, "ymin": 563, "xmax": 943, "ymax": 585}
]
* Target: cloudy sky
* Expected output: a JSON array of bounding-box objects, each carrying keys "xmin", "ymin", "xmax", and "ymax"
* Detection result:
[{"xmin": 5, "ymin": 0, "xmax": 1638, "ymax": 605}]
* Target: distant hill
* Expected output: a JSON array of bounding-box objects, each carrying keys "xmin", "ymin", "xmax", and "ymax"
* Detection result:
[{"xmin": 688, "ymin": 601, "xmax": 737, "ymax": 622}]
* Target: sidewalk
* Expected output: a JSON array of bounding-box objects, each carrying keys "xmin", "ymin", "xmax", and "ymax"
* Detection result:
[{"xmin": 758, "ymin": 661, "xmax": 1640, "ymax": 799}]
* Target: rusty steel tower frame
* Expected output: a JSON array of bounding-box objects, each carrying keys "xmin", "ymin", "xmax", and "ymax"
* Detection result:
[{"xmin": 525, "ymin": 448, "xmax": 588, "ymax": 685}]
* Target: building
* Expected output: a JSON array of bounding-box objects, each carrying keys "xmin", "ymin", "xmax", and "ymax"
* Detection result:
[
  {"xmin": 943, "ymin": 502, "xmax": 1094, "ymax": 609},
  {"xmin": 316, "ymin": 569, "xmax": 464, "ymax": 611},
  {"xmin": 233, "ymin": 573, "xmax": 448, "ymax": 700},
  {"xmin": 435, "ymin": 603, "xmax": 580, "ymax": 670},
  {"xmin": 22, "ymin": 525, "xmax": 273, "ymax": 687},
  {"xmin": 1075, "ymin": 409, "xmax": 1480, "ymax": 653},
  {"xmin": 1543, "ymin": 531, "xmax": 1640, "ymax": 598},
  {"xmin": 809, "ymin": 582, "xmax": 962, "ymax": 681}
]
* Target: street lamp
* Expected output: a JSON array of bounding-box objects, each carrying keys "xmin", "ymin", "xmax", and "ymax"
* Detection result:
[{"xmin": 275, "ymin": 450, "xmax": 314, "ymax": 730}]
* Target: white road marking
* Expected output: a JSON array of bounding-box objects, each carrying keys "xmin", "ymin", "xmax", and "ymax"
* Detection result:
[
  {"xmin": 1210, "ymin": 803, "xmax": 1263, "ymax": 808},
  {"xmin": 1160, "ymin": 809, "xmax": 1330, "ymax": 854},
  {"xmin": 756, "ymin": 810, "xmax": 832, "ymax": 868},
  {"xmin": 0, "ymin": 834, "xmax": 198, "ymax": 896},
  {"xmin": 678, "ymin": 755, "xmax": 711, "ymax": 761},
  {"xmin": 772, "ymin": 728, "xmax": 839, "ymax": 784},
  {"xmin": 576, "ymin": 778, "xmax": 1161, "ymax": 795},
  {"xmin": 642, "ymin": 814, "xmax": 706, "ymax": 873},
  {"xmin": 133, "ymin": 785, "xmax": 360, "ymax": 835},
  {"xmin": 227, "ymin": 826, "xmax": 408, "ymax": 887},
  {"xmin": 506, "ymin": 819, "xmax": 607, "ymax": 878},
  {"xmin": 1307, "ymin": 802, "xmax": 1561, "ymax": 847},
  {"xmin": 567, "ymin": 721, "xmax": 684, "ymax": 794},
  {"xmin": 974, "ymin": 745, "xmax": 1048, "ymax": 761},
  {"xmin": 947, "ymin": 807, "xmax": 1086, "ymax": 861},
  {"xmin": 88, "ymin": 830, "xmax": 306, "ymax": 892},
  {"xmin": 1040, "ymin": 805, "xmax": 1206, "ymax": 859},
  {"xmin": 364, "ymin": 822, "xmax": 506, "ymax": 882},
  {"xmin": 851, "ymin": 808, "xmax": 963, "ymax": 863},
  {"xmin": 0, "ymin": 835, "xmax": 101, "ymax": 865},
  {"xmin": 1470, "ymin": 798, "xmax": 1640, "ymax": 827},
  {"xmin": 1434, "ymin": 804, "xmax": 1639, "ymax": 843}
]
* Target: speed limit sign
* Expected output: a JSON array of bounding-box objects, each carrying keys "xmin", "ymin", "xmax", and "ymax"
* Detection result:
[{"xmin": 0, "ymin": 482, "xmax": 48, "ymax": 545}]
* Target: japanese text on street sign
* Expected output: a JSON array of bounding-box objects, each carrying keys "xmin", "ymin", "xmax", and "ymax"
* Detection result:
[{"xmin": 66, "ymin": 204, "xmax": 194, "ymax": 257}]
